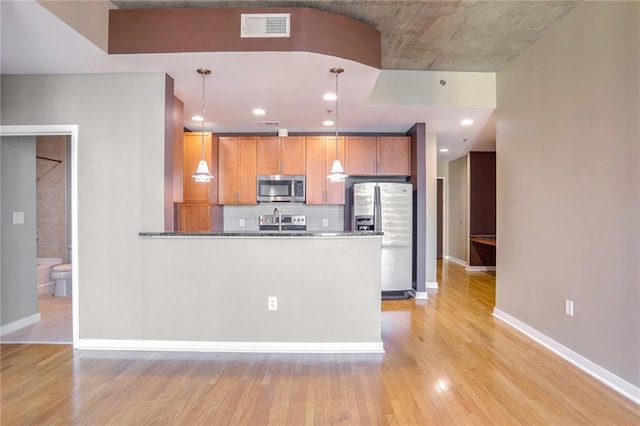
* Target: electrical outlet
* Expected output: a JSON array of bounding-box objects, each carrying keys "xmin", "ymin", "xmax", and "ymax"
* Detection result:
[
  {"xmin": 322, "ymin": 218, "xmax": 329, "ymax": 227},
  {"xmin": 239, "ymin": 219, "xmax": 245, "ymax": 227},
  {"xmin": 565, "ymin": 300, "xmax": 574, "ymax": 316},
  {"xmin": 268, "ymin": 296, "xmax": 278, "ymax": 311}
]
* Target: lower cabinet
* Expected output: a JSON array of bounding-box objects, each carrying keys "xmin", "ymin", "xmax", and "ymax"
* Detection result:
[{"xmin": 179, "ymin": 202, "xmax": 223, "ymax": 232}]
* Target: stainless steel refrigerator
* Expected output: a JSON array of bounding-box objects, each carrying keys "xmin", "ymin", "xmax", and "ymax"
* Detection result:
[{"xmin": 353, "ymin": 182, "xmax": 413, "ymax": 293}]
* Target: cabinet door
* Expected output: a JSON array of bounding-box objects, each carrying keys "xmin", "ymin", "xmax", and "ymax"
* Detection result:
[
  {"xmin": 218, "ymin": 137, "xmax": 238, "ymax": 204},
  {"xmin": 346, "ymin": 136, "xmax": 376, "ymax": 175},
  {"xmin": 281, "ymin": 136, "xmax": 306, "ymax": 175},
  {"xmin": 183, "ymin": 133, "xmax": 213, "ymax": 202},
  {"xmin": 305, "ymin": 136, "xmax": 326, "ymax": 205},
  {"xmin": 376, "ymin": 136, "xmax": 411, "ymax": 176},
  {"xmin": 180, "ymin": 203, "xmax": 210, "ymax": 232},
  {"xmin": 236, "ymin": 137, "xmax": 257, "ymax": 204},
  {"xmin": 325, "ymin": 136, "xmax": 346, "ymax": 205},
  {"xmin": 256, "ymin": 136, "xmax": 281, "ymax": 175}
]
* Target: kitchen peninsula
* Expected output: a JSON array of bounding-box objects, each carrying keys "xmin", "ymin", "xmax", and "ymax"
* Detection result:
[{"xmin": 136, "ymin": 231, "xmax": 384, "ymax": 353}]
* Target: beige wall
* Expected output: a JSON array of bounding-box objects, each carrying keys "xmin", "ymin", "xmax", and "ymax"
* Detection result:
[
  {"xmin": 447, "ymin": 155, "xmax": 468, "ymax": 263},
  {"xmin": 36, "ymin": 135, "xmax": 68, "ymax": 262},
  {"xmin": 0, "ymin": 73, "xmax": 382, "ymax": 346},
  {"xmin": 1, "ymin": 73, "xmax": 166, "ymax": 339},
  {"xmin": 496, "ymin": 2, "xmax": 639, "ymax": 387}
]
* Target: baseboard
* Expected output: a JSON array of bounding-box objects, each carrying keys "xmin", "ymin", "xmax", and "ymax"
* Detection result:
[
  {"xmin": 465, "ymin": 265, "xmax": 496, "ymax": 272},
  {"xmin": 0, "ymin": 313, "xmax": 41, "ymax": 336},
  {"xmin": 493, "ymin": 308, "xmax": 640, "ymax": 405},
  {"xmin": 425, "ymin": 281, "xmax": 439, "ymax": 293},
  {"xmin": 414, "ymin": 291, "xmax": 429, "ymax": 300},
  {"xmin": 76, "ymin": 339, "xmax": 385, "ymax": 354},
  {"xmin": 37, "ymin": 281, "xmax": 55, "ymax": 294},
  {"xmin": 445, "ymin": 256, "xmax": 468, "ymax": 267}
]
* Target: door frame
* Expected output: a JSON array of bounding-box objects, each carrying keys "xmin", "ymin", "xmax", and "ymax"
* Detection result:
[
  {"xmin": 437, "ymin": 176, "xmax": 446, "ymax": 260},
  {"xmin": 0, "ymin": 125, "xmax": 79, "ymax": 346}
]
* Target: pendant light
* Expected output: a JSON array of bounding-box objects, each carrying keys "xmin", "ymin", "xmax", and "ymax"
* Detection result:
[
  {"xmin": 327, "ymin": 66, "xmax": 348, "ymax": 182},
  {"xmin": 193, "ymin": 67, "xmax": 214, "ymax": 183}
]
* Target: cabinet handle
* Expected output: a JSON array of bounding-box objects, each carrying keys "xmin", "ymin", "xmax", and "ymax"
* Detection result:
[{"xmin": 279, "ymin": 160, "xmax": 282, "ymax": 173}]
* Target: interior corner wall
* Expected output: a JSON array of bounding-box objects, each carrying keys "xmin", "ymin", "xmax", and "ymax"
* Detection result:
[
  {"xmin": 447, "ymin": 155, "xmax": 468, "ymax": 263},
  {"xmin": 408, "ymin": 123, "xmax": 426, "ymax": 292},
  {"xmin": 425, "ymin": 133, "xmax": 437, "ymax": 285},
  {"xmin": 1, "ymin": 73, "xmax": 167, "ymax": 339},
  {"xmin": 1, "ymin": 136, "xmax": 38, "ymax": 327},
  {"xmin": 496, "ymin": 2, "xmax": 639, "ymax": 387}
]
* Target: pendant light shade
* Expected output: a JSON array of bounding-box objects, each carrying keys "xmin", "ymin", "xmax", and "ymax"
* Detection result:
[
  {"xmin": 327, "ymin": 66, "xmax": 348, "ymax": 183},
  {"xmin": 328, "ymin": 159, "xmax": 347, "ymax": 182},
  {"xmin": 192, "ymin": 67, "xmax": 213, "ymax": 183}
]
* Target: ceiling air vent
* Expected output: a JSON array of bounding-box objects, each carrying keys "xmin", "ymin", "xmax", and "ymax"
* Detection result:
[
  {"xmin": 241, "ymin": 13, "xmax": 290, "ymax": 38},
  {"xmin": 258, "ymin": 120, "xmax": 280, "ymax": 126}
]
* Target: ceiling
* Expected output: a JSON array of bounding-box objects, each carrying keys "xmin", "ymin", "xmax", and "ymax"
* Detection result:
[{"xmin": 1, "ymin": 0, "xmax": 579, "ymax": 163}]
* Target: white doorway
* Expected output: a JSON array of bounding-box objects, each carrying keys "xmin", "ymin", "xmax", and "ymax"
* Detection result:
[{"xmin": 0, "ymin": 125, "xmax": 79, "ymax": 346}]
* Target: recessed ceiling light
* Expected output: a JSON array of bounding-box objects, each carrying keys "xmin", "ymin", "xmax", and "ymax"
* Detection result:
[
  {"xmin": 323, "ymin": 119, "xmax": 335, "ymax": 126},
  {"xmin": 252, "ymin": 108, "xmax": 266, "ymax": 116},
  {"xmin": 323, "ymin": 93, "xmax": 337, "ymax": 101},
  {"xmin": 439, "ymin": 148, "xmax": 449, "ymax": 152},
  {"xmin": 192, "ymin": 115, "xmax": 203, "ymax": 122},
  {"xmin": 461, "ymin": 119, "xmax": 474, "ymax": 126}
]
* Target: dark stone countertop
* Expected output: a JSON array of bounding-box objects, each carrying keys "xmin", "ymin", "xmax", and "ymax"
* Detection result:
[{"xmin": 139, "ymin": 231, "xmax": 383, "ymax": 237}]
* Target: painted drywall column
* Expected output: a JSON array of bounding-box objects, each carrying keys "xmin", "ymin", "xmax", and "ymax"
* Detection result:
[
  {"xmin": 496, "ymin": 2, "xmax": 639, "ymax": 389},
  {"xmin": 1, "ymin": 136, "xmax": 38, "ymax": 329},
  {"xmin": 408, "ymin": 124, "xmax": 426, "ymax": 296},
  {"xmin": 425, "ymin": 133, "xmax": 438, "ymax": 288},
  {"xmin": 408, "ymin": 124, "xmax": 438, "ymax": 294},
  {"xmin": 164, "ymin": 74, "xmax": 175, "ymax": 231},
  {"xmin": 447, "ymin": 155, "xmax": 468, "ymax": 264}
]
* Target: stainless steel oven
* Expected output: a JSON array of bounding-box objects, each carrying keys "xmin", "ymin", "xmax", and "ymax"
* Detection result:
[{"xmin": 257, "ymin": 175, "xmax": 305, "ymax": 202}]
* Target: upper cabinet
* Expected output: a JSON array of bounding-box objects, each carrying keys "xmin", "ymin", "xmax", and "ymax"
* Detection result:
[
  {"xmin": 306, "ymin": 136, "xmax": 345, "ymax": 205},
  {"xmin": 218, "ymin": 136, "xmax": 257, "ymax": 205},
  {"xmin": 257, "ymin": 136, "xmax": 306, "ymax": 175},
  {"xmin": 345, "ymin": 136, "xmax": 411, "ymax": 176},
  {"xmin": 183, "ymin": 132, "xmax": 217, "ymax": 203}
]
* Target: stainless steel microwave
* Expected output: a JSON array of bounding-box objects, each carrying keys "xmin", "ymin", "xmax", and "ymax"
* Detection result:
[{"xmin": 257, "ymin": 175, "xmax": 305, "ymax": 203}]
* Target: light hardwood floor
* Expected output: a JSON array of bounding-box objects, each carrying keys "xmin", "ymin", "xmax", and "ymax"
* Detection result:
[{"xmin": 1, "ymin": 260, "xmax": 638, "ymax": 424}]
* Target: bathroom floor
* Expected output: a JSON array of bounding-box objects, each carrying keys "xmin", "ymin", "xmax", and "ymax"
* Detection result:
[{"xmin": 1, "ymin": 293, "xmax": 72, "ymax": 344}]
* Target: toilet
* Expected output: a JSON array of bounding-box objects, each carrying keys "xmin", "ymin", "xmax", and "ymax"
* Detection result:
[{"xmin": 51, "ymin": 264, "xmax": 72, "ymax": 297}]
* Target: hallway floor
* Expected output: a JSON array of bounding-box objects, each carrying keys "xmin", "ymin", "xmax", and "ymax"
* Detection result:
[
  {"xmin": 1, "ymin": 261, "xmax": 638, "ymax": 424},
  {"xmin": 1, "ymin": 292, "xmax": 71, "ymax": 344}
]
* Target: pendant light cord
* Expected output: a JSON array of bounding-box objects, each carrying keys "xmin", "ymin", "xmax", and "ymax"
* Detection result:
[
  {"xmin": 200, "ymin": 70, "xmax": 206, "ymax": 160},
  {"xmin": 335, "ymin": 70, "xmax": 339, "ymax": 152}
]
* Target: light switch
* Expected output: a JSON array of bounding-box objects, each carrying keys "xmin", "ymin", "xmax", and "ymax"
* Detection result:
[
  {"xmin": 239, "ymin": 219, "xmax": 245, "ymax": 227},
  {"xmin": 322, "ymin": 219, "xmax": 329, "ymax": 227},
  {"xmin": 13, "ymin": 212, "xmax": 24, "ymax": 225}
]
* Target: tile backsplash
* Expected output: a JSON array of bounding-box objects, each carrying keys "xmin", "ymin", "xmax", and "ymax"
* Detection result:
[{"xmin": 224, "ymin": 204, "xmax": 345, "ymax": 232}]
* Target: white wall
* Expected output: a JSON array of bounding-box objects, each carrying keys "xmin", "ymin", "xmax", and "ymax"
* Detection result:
[
  {"xmin": 496, "ymin": 2, "xmax": 639, "ymax": 387},
  {"xmin": 1, "ymin": 73, "xmax": 167, "ymax": 339},
  {"xmin": 447, "ymin": 155, "xmax": 468, "ymax": 263}
]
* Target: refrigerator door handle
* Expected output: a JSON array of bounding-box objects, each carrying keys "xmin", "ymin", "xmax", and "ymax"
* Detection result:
[{"xmin": 373, "ymin": 185, "xmax": 382, "ymax": 232}]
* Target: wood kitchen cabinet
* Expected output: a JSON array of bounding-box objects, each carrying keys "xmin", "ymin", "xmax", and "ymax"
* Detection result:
[
  {"xmin": 257, "ymin": 136, "xmax": 305, "ymax": 175},
  {"xmin": 305, "ymin": 136, "xmax": 345, "ymax": 205},
  {"xmin": 218, "ymin": 136, "xmax": 257, "ymax": 204},
  {"xmin": 179, "ymin": 132, "xmax": 221, "ymax": 232},
  {"xmin": 183, "ymin": 132, "xmax": 217, "ymax": 202},
  {"xmin": 345, "ymin": 136, "xmax": 411, "ymax": 176},
  {"xmin": 345, "ymin": 136, "xmax": 377, "ymax": 175}
]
